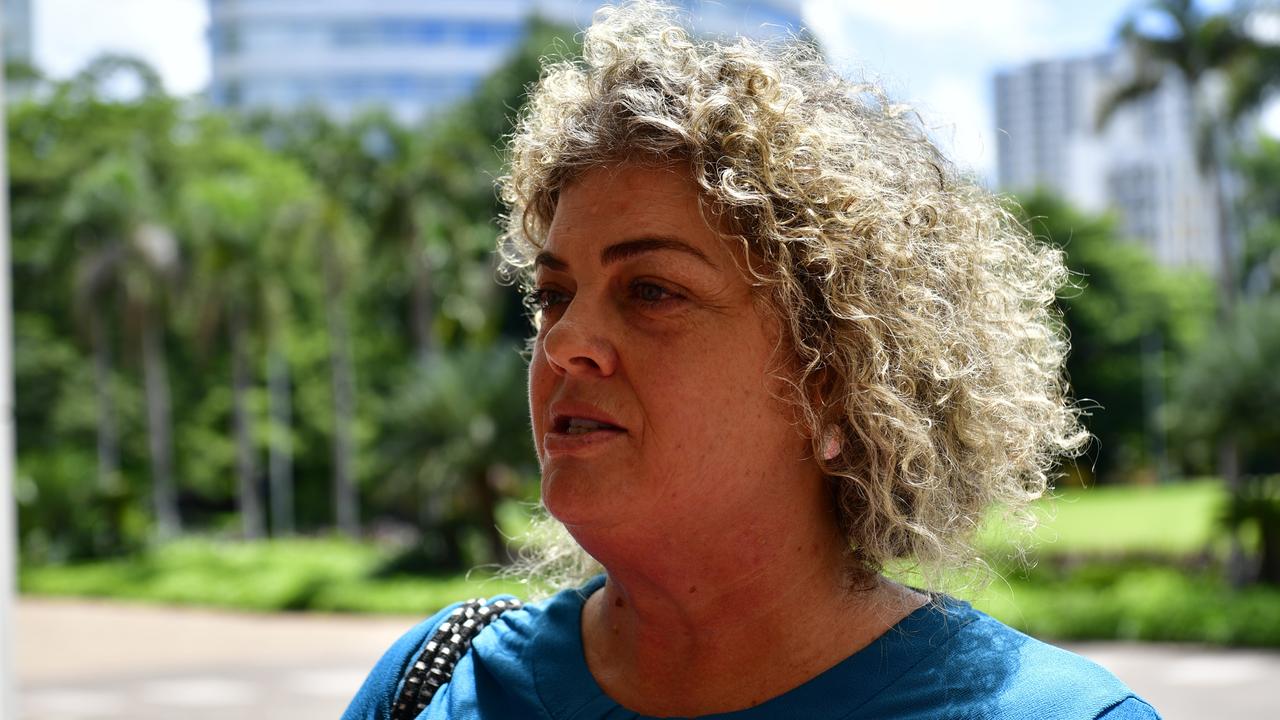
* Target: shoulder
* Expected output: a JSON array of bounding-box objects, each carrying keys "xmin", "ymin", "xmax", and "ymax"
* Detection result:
[
  {"xmin": 340, "ymin": 579, "xmax": 600, "ymax": 720},
  {"xmin": 1097, "ymin": 697, "xmax": 1162, "ymax": 719},
  {"xmin": 939, "ymin": 601, "xmax": 1161, "ymax": 719},
  {"xmin": 865, "ymin": 599, "xmax": 1161, "ymax": 719},
  {"xmin": 340, "ymin": 601, "xmax": 467, "ymax": 720}
]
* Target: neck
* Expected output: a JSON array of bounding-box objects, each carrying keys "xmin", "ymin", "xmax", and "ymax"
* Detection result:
[{"xmin": 574, "ymin": 512, "xmax": 924, "ymax": 716}]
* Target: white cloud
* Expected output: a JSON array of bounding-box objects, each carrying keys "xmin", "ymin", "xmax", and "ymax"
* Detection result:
[
  {"xmin": 800, "ymin": 0, "xmax": 1144, "ymax": 181},
  {"xmin": 34, "ymin": 0, "xmax": 210, "ymax": 96},
  {"xmin": 809, "ymin": 0, "xmax": 1050, "ymax": 60},
  {"xmin": 1262, "ymin": 97, "xmax": 1280, "ymax": 139},
  {"xmin": 916, "ymin": 74, "xmax": 994, "ymax": 179}
]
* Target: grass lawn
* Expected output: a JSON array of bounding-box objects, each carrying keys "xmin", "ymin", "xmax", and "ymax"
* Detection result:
[
  {"xmin": 19, "ymin": 537, "xmax": 531, "ymax": 615},
  {"xmin": 968, "ymin": 479, "xmax": 1280, "ymax": 646},
  {"xmin": 979, "ymin": 479, "xmax": 1228, "ymax": 557}
]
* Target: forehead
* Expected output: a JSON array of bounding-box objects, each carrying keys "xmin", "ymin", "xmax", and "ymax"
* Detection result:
[{"xmin": 544, "ymin": 163, "xmax": 731, "ymax": 259}]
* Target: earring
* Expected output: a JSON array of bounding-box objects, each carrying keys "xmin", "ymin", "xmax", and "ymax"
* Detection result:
[{"xmin": 822, "ymin": 427, "xmax": 842, "ymax": 461}]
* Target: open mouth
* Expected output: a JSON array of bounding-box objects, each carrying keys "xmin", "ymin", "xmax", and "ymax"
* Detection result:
[{"xmin": 553, "ymin": 416, "xmax": 625, "ymax": 435}]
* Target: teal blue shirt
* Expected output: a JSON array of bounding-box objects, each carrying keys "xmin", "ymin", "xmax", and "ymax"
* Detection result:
[{"xmin": 343, "ymin": 576, "xmax": 1159, "ymax": 719}]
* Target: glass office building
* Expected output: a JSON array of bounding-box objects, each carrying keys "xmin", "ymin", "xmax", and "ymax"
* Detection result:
[
  {"xmin": 994, "ymin": 52, "xmax": 1221, "ymax": 271},
  {"xmin": 3, "ymin": 0, "xmax": 32, "ymax": 63},
  {"xmin": 208, "ymin": 0, "xmax": 805, "ymax": 121}
]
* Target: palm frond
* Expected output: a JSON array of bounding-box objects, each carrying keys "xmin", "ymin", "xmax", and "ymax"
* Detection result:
[{"xmin": 1095, "ymin": 73, "xmax": 1164, "ymax": 131}]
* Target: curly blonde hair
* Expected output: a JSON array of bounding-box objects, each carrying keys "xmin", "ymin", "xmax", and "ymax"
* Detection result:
[{"xmin": 497, "ymin": 0, "xmax": 1086, "ymax": 591}]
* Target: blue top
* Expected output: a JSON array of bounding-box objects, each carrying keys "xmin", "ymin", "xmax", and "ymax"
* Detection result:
[{"xmin": 343, "ymin": 575, "xmax": 1160, "ymax": 719}]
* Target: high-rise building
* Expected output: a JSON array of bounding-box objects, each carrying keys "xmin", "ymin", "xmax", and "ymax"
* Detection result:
[
  {"xmin": 3, "ymin": 0, "xmax": 33, "ymax": 63},
  {"xmin": 207, "ymin": 0, "xmax": 805, "ymax": 122},
  {"xmin": 994, "ymin": 52, "xmax": 1219, "ymax": 271}
]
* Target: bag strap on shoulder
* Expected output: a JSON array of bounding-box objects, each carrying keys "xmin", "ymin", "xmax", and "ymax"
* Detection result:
[{"xmin": 390, "ymin": 597, "xmax": 522, "ymax": 720}]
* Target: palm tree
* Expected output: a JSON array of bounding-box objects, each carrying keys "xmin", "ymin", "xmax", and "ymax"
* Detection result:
[
  {"xmin": 317, "ymin": 199, "xmax": 364, "ymax": 537},
  {"xmin": 1099, "ymin": 0, "xmax": 1277, "ymax": 583},
  {"xmin": 1098, "ymin": 0, "xmax": 1265, "ymax": 309},
  {"xmin": 179, "ymin": 126, "xmax": 321, "ymax": 540},
  {"xmin": 378, "ymin": 345, "xmax": 534, "ymax": 567},
  {"xmin": 239, "ymin": 109, "xmax": 371, "ymax": 536},
  {"xmin": 348, "ymin": 111, "xmax": 442, "ymax": 363},
  {"xmin": 63, "ymin": 150, "xmax": 184, "ymax": 540}
]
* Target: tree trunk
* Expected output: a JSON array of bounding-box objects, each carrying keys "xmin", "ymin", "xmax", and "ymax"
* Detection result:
[
  {"xmin": 470, "ymin": 467, "xmax": 507, "ymax": 565},
  {"xmin": 90, "ymin": 313, "xmax": 123, "ymax": 554},
  {"xmin": 230, "ymin": 307, "xmax": 265, "ymax": 540},
  {"xmin": 1260, "ymin": 511, "xmax": 1280, "ymax": 586},
  {"xmin": 90, "ymin": 315, "xmax": 119, "ymax": 494},
  {"xmin": 409, "ymin": 237, "xmax": 434, "ymax": 364},
  {"xmin": 1207, "ymin": 136, "xmax": 1237, "ymax": 316},
  {"xmin": 1221, "ymin": 436, "xmax": 1249, "ymax": 587},
  {"xmin": 141, "ymin": 312, "xmax": 180, "ymax": 538},
  {"xmin": 266, "ymin": 346, "xmax": 294, "ymax": 537},
  {"xmin": 1205, "ymin": 124, "xmax": 1248, "ymax": 585},
  {"xmin": 324, "ymin": 239, "xmax": 359, "ymax": 537},
  {"xmin": 1140, "ymin": 331, "xmax": 1169, "ymax": 483}
]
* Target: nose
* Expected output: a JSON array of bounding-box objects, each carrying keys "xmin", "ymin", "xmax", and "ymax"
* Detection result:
[{"xmin": 540, "ymin": 300, "xmax": 619, "ymax": 378}]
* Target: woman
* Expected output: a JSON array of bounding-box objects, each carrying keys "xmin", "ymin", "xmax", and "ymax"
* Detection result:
[{"xmin": 344, "ymin": 2, "xmax": 1159, "ymax": 718}]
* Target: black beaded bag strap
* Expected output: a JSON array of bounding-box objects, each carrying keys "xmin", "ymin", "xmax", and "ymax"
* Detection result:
[{"xmin": 390, "ymin": 597, "xmax": 522, "ymax": 720}]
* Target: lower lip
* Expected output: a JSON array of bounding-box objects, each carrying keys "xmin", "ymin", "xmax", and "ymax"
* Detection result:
[{"xmin": 542, "ymin": 429, "xmax": 627, "ymax": 458}]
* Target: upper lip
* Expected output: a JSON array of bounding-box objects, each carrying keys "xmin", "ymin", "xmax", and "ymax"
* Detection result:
[{"xmin": 549, "ymin": 400, "xmax": 626, "ymax": 433}]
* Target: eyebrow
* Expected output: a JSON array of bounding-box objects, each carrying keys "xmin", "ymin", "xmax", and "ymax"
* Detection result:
[{"xmin": 533, "ymin": 236, "xmax": 717, "ymax": 272}]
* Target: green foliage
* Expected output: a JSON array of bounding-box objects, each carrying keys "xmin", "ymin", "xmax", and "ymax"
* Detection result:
[
  {"xmin": 974, "ymin": 560, "xmax": 1280, "ymax": 647},
  {"xmin": 1237, "ymin": 134, "xmax": 1280, "ymax": 295},
  {"xmin": 1169, "ymin": 298, "xmax": 1280, "ymax": 471},
  {"xmin": 12, "ymin": 22, "xmax": 581, "ymax": 561},
  {"xmin": 18, "ymin": 537, "xmax": 532, "ymax": 613},
  {"xmin": 969, "ymin": 479, "xmax": 1280, "ymax": 646},
  {"xmin": 1013, "ymin": 192, "xmax": 1215, "ymax": 479},
  {"xmin": 21, "ymin": 484, "xmax": 1280, "ymax": 646}
]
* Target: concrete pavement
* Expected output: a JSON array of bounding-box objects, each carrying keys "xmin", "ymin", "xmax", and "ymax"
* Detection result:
[
  {"xmin": 16, "ymin": 598, "xmax": 412, "ymax": 719},
  {"xmin": 1059, "ymin": 642, "xmax": 1279, "ymax": 719},
  {"xmin": 14, "ymin": 597, "xmax": 1280, "ymax": 718}
]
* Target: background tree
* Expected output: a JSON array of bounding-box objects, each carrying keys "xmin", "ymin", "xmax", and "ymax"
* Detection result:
[
  {"xmin": 376, "ymin": 346, "xmax": 533, "ymax": 568},
  {"xmin": 57, "ymin": 55, "xmax": 186, "ymax": 545},
  {"xmin": 1169, "ymin": 297, "xmax": 1280, "ymax": 583},
  {"xmin": 178, "ymin": 124, "xmax": 322, "ymax": 539},
  {"xmin": 7, "ymin": 23, "xmax": 582, "ymax": 559},
  {"xmin": 1098, "ymin": 0, "xmax": 1263, "ymax": 308},
  {"xmin": 1015, "ymin": 192, "xmax": 1214, "ymax": 481},
  {"xmin": 1099, "ymin": 0, "xmax": 1278, "ymax": 583},
  {"xmin": 1236, "ymin": 134, "xmax": 1280, "ymax": 294}
]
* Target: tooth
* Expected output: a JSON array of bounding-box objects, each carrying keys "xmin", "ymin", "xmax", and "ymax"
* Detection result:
[{"xmin": 565, "ymin": 417, "xmax": 610, "ymax": 434}]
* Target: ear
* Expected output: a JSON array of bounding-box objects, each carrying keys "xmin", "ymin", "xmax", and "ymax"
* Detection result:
[{"xmin": 806, "ymin": 364, "xmax": 839, "ymax": 420}]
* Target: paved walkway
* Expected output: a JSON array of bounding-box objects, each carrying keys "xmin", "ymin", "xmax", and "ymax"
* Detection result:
[{"xmin": 14, "ymin": 597, "xmax": 1280, "ymax": 718}]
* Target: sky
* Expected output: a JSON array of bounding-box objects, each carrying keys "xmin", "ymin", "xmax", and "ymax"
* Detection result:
[{"xmin": 27, "ymin": 0, "xmax": 1261, "ymax": 181}]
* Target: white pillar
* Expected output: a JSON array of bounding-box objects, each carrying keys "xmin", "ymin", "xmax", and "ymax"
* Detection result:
[{"xmin": 0, "ymin": 11, "xmax": 18, "ymax": 719}]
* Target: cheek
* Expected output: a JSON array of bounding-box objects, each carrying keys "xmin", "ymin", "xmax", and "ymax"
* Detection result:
[
  {"xmin": 528, "ymin": 347, "xmax": 553, "ymax": 446},
  {"xmin": 646, "ymin": 347, "xmax": 791, "ymax": 455}
]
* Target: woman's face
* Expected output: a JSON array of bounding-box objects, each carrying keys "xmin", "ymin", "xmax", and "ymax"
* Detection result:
[{"xmin": 528, "ymin": 164, "xmax": 821, "ymax": 539}]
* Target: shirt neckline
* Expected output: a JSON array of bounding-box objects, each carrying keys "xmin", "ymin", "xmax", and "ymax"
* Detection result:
[{"xmin": 531, "ymin": 575, "xmax": 978, "ymax": 720}]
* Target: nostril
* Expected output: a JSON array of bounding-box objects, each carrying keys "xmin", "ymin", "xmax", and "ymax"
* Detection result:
[{"xmin": 541, "ymin": 312, "xmax": 618, "ymax": 378}]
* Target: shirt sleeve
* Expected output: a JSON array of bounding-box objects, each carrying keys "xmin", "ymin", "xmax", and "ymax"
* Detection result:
[
  {"xmin": 1095, "ymin": 696, "xmax": 1162, "ymax": 719},
  {"xmin": 340, "ymin": 603, "xmax": 464, "ymax": 720}
]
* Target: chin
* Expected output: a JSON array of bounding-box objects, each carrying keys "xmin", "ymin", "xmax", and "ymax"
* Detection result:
[{"xmin": 540, "ymin": 468, "xmax": 634, "ymax": 530}]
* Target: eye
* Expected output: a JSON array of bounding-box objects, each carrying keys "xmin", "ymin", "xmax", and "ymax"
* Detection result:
[
  {"xmin": 529, "ymin": 287, "xmax": 570, "ymax": 311},
  {"xmin": 629, "ymin": 280, "xmax": 682, "ymax": 307}
]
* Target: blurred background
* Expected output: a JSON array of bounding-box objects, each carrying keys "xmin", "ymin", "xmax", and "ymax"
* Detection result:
[{"xmin": 3, "ymin": 0, "xmax": 1279, "ymax": 718}]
